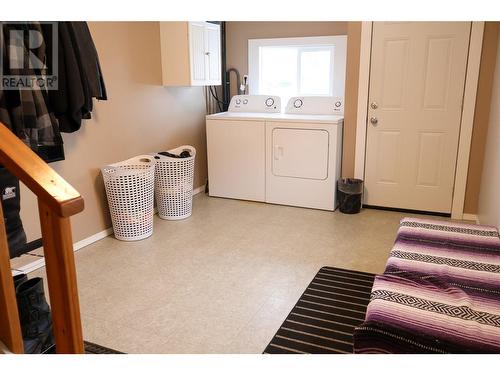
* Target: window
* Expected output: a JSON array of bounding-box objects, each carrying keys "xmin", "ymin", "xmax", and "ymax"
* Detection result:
[{"xmin": 248, "ymin": 36, "xmax": 347, "ymax": 104}]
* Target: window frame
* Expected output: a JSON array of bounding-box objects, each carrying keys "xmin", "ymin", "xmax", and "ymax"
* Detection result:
[{"xmin": 248, "ymin": 35, "xmax": 347, "ymax": 98}]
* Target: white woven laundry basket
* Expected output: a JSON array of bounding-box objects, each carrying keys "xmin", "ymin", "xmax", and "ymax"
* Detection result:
[
  {"xmin": 153, "ymin": 145, "xmax": 196, "ymax": 220},
  {"xmin": 102, "ymin": 155, "xmax": 156, "ymax": 241}
]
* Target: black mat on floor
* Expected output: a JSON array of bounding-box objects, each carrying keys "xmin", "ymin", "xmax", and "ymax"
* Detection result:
[
  {"xmin": 43, "ymin": 341, "xmax": 124, "ymax": 354},
  {"xmin": 84, "ymin": 341, "xmax": 124, "ymax": 354},
  {"xmin": 263, "ymin": 266, "xmax": 375, "ymax": 354}
]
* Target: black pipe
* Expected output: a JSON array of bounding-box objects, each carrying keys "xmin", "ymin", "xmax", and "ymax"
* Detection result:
[
  {"xmin": 221, "ymin": 21, "xmax": 229, "ymax": 111},
  {"xmin": 227, "ymin": 68, "xmax": 241, "ymax": 96}
]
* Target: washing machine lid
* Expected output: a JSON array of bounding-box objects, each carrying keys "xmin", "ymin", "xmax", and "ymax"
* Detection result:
[
  {"xmin": 206, "ymin": 111, "xmax": 343, "ymax": 124},
  {"xmin": 285, "ymin": 96, "xmax": 344, "ymax": 116}
]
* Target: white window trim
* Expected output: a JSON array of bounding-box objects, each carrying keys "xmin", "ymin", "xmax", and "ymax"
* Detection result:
[{"xmin": 248, "ymin": 35, "xmax": 347, "ymax": 98}]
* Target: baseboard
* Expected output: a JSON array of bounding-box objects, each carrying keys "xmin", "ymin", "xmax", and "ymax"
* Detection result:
[
  {"xmin": 73, "ymin": 227, "xmax": 114, "ymax": 251},
  {"xmin": 14, "ymin": 184, "xmax": 206, "ymax": 275},
  {"xmin": 13, "ymin": 257, "xmax": 46, "ymax": 276},
  {"xmin": 193, "ymin": 184, "xmax": 206, "ymax": 196},
  {"xmin": 462, "ymin": 213, "xmax": 479, "ymax": 224},
  {"xmin": 14, "ymin": 227, "xmax": 114, "ymax": 276}
]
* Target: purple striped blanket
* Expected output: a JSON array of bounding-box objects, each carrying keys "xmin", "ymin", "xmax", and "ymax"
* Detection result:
[{"xmin": 353, "ymin": 217, "xmax": 500, "ymax": 353}]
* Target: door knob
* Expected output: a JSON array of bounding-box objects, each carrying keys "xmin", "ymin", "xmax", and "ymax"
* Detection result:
[
  {"xmin": 370, "ymin": 102, "xmax": 378, "ymax": 109},
  {"xmin": 370, "ymin": 117, "xmax": 378, "ymax": 125}
]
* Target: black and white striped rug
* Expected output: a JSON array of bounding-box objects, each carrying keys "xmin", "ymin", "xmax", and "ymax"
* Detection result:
[{"xmin": 263, "ymin": 266, "xmax": 375, "ymax": 354}]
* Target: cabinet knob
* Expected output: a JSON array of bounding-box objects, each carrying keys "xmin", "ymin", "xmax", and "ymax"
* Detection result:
[{"xmin": 205, "ymin": 52, "xmax": 210, "ymax": 55}]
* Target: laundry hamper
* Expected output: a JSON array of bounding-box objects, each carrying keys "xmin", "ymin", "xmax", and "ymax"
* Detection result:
[
  {"xmin": 102, "ymin": 155, "xmax": 156, "ymax": 241},
  {"xmin": 153, "ymin": 145, "xmax": 196, "ymax": 220}
]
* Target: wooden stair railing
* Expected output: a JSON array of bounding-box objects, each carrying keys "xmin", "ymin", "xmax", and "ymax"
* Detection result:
[{"xmin": 0, "ymin": 122, "xmax": 85, "ymax": 354}]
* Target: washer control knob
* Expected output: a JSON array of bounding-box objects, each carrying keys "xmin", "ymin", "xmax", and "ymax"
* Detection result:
[
  {"xmin": 265, "ymin": 97, "xmax": 274, "ymax": 107},
  {"xmin": 294, "ymin": 99, "xmax": 303, "ymax": 109},
  {"xmin": 335, "ymin": 101, "xmax": 342, "ymax": 108},
  {"xmin": 243, "ymin": 99, "xmax": 248, "ymax": 104},
  {"xmin": 235, "ymin": 99, "xmax": 241, "ymax": 105}
]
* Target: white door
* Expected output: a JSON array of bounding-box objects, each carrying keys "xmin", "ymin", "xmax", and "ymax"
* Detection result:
[
  {"xmin": 189, "ymin": 22, "xmax": 206, "ymax": 84},
  {"xmin": 364, "ymin": 22, "xmax": 471, "ymax": 213},
  {"xmin": 205, "ymin": 23, "xmax": 221, "ymax": 84}
]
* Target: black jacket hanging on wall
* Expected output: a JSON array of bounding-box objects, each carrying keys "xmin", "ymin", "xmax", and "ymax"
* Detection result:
[
  {"xmin": 0, "ymin": 22, "xmax": 63, "ymax": 151},
  {"xmin": 47, "ymin": 22, "xmax": 86, "ymax": 134},
  {"xmin": 48, "ymin": 22, "xmax": 107, "ymax": 133},
  {"xmin": 0, "ymin": 21, "xmax": 106, "ymax": 258},
  {"xmin": 69, "ymin": 22, "xmax": 107, "ymax": 112},
  {"xmin": 0, "ymin": 21, "xmax": 107, "ymax": 150}
]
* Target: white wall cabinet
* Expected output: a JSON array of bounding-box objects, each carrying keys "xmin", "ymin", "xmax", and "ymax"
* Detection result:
[{"xmin": 160, "ymin": 21, "xmax": 221, "ymax": 86}]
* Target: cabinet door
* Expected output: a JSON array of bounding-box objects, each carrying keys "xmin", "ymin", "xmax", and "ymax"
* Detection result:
[
  {"xmin": 205, "ymin": 23, "xmax": 221, "ymax": 85},
  {"xmin": 189, "ymin": 22, "xmax": 207, "ymax": 84}
]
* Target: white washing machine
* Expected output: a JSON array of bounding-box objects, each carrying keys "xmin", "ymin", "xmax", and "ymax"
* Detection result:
[
  {"xmin": 206, "ymin": 95, "xmax": 343, "ymax": 210},
  {"xmin": 206, "ymin": 95, "xmax": 281, "ymax": 202}
]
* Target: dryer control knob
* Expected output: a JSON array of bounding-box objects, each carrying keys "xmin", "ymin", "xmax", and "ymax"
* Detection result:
[
  {"xmin": 243, "ymin": 99, "xmax": 248, "ymax": 104},
  {"xmin": 265, "ymin": 98, "xmax": 274, "ymax": 107},
  {"xmin": 235, "ymin": 99, "xmax": 241, "ymax": 105},
  {"xmin": 335, "ymin": 101, "xmax": 342, "ymax": 108},
  {"xmin": 294, "ymin": 99, "xmax": 303, "ymax": 108}
]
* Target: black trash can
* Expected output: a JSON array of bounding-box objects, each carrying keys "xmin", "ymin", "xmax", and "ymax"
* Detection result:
[{"xmin": 337, "ymin": 178, "xmax": 363, "ymax": 214}]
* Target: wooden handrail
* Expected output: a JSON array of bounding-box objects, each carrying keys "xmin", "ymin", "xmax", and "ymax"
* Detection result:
[
  {"xmin": 0, "ymin": 122, "xmax": 85, "ymax": 354},
  {"xmin": 0, "ymin": 123, "xmax": 84, "ymax": 218}
]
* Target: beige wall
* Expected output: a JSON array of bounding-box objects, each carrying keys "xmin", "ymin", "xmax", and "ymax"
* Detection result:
[
  {"xmin": 20, "ymin": 22, "xmax": 208, "ymax": 242},
  {"xmin": 226, "ymin": 22, "xmax": 348, "ymax": 96},
  {"xmin": 225, "ymin": 21, "xmax": 360, "ymax": 177},
  {"xmin": 464, "ymin": 22, "xmax": 500, "ymax": 214},
  {"xmin": 477, "ymin": 30, "xmax": 500, "ymax": 228}
]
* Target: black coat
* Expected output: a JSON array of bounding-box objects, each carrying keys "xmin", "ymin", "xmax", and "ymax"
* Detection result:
[{"xmin": 48, "ymin": 22, "xmax": 107, "ymax": 133}]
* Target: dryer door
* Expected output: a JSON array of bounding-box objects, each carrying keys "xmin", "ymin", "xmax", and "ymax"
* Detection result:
[
  {"xmin": 266, "ymin": 121, "xmax": 341, "ymax": 211},
  {"xmin": 272, "ymin": 128, "xmax": 329, "ymax": 180}
]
